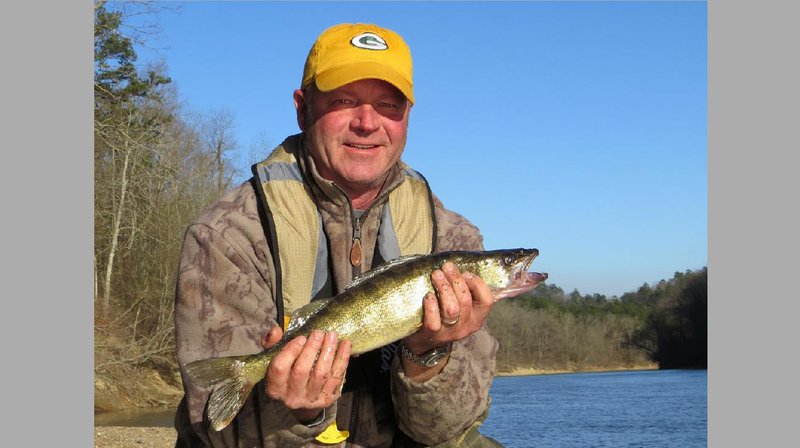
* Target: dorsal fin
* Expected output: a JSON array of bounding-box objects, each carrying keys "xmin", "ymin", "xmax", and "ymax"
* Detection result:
[
  {"xmin": 345, "ymin": 253, "xmax": 427, "ymax": 290},
  {"xmin": 285, "ymin": 297, "xmax": 334, "ymax": 334}
]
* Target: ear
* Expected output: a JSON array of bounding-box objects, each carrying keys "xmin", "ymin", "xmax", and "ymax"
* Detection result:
[{"xmin": 293, "ymin": 89, "xmax": 308, "ymax": 131}]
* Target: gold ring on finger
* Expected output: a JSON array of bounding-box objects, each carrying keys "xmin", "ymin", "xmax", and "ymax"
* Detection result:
[{"xmin": 442, "ymin": 316, "xmax": 460, "ymax": 326}]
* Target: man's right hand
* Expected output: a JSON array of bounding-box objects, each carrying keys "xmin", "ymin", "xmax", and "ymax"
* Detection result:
[{"xmin": 260, "ymin": 326, "xmax": 351, "ymax": 424}]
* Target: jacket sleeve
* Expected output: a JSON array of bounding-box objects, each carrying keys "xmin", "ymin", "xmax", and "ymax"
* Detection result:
[
  {"xmin": 389, "ymin": 199, "xmax": 499, "ymax": 445},
  {"xmin": 174, "ymin": 220, "xmax": 337, "ymax": 447}
]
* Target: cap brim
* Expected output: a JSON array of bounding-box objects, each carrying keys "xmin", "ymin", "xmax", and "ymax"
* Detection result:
[{"xmin": 315, "ymin": 61, "xmax": 415, "ymax": 104}]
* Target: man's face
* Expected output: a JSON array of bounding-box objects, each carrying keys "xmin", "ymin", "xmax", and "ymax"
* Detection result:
[{"xmin": 294, "ymin": 79, "xmax": 410, "ymax": 202}]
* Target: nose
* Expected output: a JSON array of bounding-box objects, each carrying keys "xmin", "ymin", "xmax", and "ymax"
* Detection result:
[{"xmin": 350, "ymin": 104, "xmax": 380, "ymax": 133}]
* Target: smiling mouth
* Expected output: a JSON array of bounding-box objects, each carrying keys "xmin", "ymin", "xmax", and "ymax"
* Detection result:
[{"xmin": 345, "ymin": 143, "xmax": 380, "ymax": 150}]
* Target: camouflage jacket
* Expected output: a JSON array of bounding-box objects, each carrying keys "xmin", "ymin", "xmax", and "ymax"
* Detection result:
[{"xmin": 174, "ymin": 135, "xmax": 499, "ymax": 447}]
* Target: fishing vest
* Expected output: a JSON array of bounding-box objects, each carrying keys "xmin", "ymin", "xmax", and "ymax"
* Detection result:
[{"xmin": 250, "ymin": 134, "xmax": 438, "ymax": 327}]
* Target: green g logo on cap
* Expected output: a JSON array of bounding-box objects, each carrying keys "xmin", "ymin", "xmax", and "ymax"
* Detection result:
[{"xmin": 350, "ymin": 32, "xmax": 388, "ymax": 51}]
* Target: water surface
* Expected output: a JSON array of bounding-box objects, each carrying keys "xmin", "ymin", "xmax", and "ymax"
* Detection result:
[
  {"xmin": 94, "ymin": 407, "xmax": 176, "ymax": 427},
  {"xmin": 481, "ymin": 369, "xmax": 707, "ymax": 447}
]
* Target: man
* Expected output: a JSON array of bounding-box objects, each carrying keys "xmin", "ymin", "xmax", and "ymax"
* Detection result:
[{"xmin": 174, "ymin": 23, "xmax": 502, "ymax": 447}]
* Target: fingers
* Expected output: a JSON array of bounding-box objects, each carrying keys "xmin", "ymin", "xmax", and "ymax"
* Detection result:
[
  {"xmin": 432, "ymin": 263, "xmax": 463, "ymax": 325},
  {"xmin": 413, "ymin": 262, "xmax": 496, "ymax": 348},
  {"xmin": 285, "ymin": 330, "xmax": 326, "ymax": 405},
  {"xmin": 305, "ymin": 331, "xmax": 339, "ymax": 399},
  {"xmin": 264, "ymin": 330, "xmax": 350, "ymax": 411},
  {"xmin": 464, "ymin": 272, "xmax": 493, "ymax": 323},
  {"xmin": 265, "ymin": 334, "xmax": 308, "ymax": 399},
  {"xmin": 322, "ymin": 339, "xmax": 351, "ymax": 400},
  {"xmin": 404, "ymin": 263, "xmax": 472, "ymax": 354},
  {"xmin": 421, "ymin": 292, "xmax": 442, "ymax": 333},
  {"xmin": 441, "ymin": 262, "xmax": 472, "ymax": 325}
]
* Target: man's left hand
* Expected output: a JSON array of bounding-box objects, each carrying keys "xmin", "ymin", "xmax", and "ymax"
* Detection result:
[{"xmin": 400, "ymin": 261, "xmax": 494, "ymax": 379}]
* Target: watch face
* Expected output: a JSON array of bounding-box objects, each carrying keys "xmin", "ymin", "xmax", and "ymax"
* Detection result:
[
  {"xmin": 425, "ymin": 352, "xmax": 447, "ymax": 367},
  {"xmin": 400, "ymin": 342, "xmax": 450, "ymax": 367},
  {"xmin": 423, "ymin": 350, "xmax": 448, "ymax": 367}
]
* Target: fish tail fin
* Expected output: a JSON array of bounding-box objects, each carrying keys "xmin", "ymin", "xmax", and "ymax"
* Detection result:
[
  {"xmin": 207, "ymin": 376, "xmax": 253, "ymax": 431},
  {"xmin": 182, "ymin": 354, "xmax": 251, "ymax": 388},
  {"xmin": 182, "ymin": 353, "xmax": 268, "ymax": 431}
]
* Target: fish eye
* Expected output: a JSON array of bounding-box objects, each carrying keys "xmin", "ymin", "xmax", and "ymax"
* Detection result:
[{"xmin": 502, "ymin": 255, "xmax": 514, "ymax": 266}]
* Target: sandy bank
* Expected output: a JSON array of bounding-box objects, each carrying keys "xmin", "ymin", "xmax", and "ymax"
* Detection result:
[
  {"xmin": 496, "ymin": 364, "xmax": 657, "ymax": 377},
  {"xmin": 95, "ymin": 426, "xmax": 177, "ymax": 448}
]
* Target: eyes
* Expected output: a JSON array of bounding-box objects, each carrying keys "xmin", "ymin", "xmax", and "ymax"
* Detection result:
[
  {"xmin": 331, "ymin": 98, "xmax": 402, "ymax": 110},
  {"xmin": 502, "ymin": 256, "xmax": 515, "ymax": 266}
]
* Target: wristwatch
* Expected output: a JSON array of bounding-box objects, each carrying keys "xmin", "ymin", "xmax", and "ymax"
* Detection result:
[{"xmin": 398, "ymin": 341, "xmax": 451, "ymax": 367}]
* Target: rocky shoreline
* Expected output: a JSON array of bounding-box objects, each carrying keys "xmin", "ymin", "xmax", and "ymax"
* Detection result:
[
  {"xmin": 495, "ymin": 363, "xmax": 657, "ymax": 377},
  {"xmin": 95, "ymin": 426, "xmax": 177, "ymax": 448}
]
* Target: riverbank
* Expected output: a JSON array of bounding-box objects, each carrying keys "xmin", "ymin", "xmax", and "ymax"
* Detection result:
[
  {"xmin": 496, "ymin": 363, "xmax": 658, "ymax": 377},
  {"xmin": 95, "ymin": 367, "xmax": 183, "ymax": 413},
  {"xmin": 95, "ymin": 426, "xmax": 177, "ymax": 448}
]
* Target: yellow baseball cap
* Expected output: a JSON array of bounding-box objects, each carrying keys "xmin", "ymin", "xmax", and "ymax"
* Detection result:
[{"xmin": 302, "ymin": 23, "xmax": 415, "ymax": 104}]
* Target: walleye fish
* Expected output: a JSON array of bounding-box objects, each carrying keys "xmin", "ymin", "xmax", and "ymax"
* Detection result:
[{"xmin": 183, "ymin": 248, "xmax": 548, "ymax": 431}]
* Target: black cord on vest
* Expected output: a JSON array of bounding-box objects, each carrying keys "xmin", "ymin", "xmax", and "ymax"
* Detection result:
[{"xmin": 249, "ymin": 173, "xmax": 285, "ymax": 332}]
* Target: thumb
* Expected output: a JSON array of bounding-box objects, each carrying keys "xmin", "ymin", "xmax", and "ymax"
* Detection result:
[{"xmin": 261, "ymin": 325, "xmax": 284, "ymax": 349}]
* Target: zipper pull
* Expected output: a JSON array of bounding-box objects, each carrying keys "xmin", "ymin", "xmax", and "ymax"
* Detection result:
[
  {"xmin": 350, "ymin": 217, "xmax": 362, "ymax": 267},
  {"xmin": 350, "ymin": 238, "xmax": 362, "ymax": 267}
]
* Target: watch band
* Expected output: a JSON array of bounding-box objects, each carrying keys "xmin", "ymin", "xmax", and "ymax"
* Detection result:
[{"xmin": 398, "ymin": 341, "xmax": 451, "ymax": 367}]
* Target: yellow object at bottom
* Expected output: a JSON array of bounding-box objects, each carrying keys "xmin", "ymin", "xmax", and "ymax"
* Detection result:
[{"xmin": 315, "ymin": 422, "xmax": 349, "ymax": 444}]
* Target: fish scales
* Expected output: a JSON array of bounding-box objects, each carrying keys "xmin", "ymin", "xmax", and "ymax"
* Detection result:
[{"xmin": 300, "ymin": 259, "xmax": 430, "ymax": 353}]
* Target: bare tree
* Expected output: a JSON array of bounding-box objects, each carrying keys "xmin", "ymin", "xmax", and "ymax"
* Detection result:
[
  {"xmin": 202, "ymin": 108, "xmax": 238, "ymax": 194},
  {"xmin": 95, "ymin": 100, "xmax": 167, "ymax": 318}
]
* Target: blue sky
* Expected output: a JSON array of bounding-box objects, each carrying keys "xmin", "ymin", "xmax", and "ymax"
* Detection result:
[{"xmin": 123, "ymin": 1, "xmax": 707, "ymax": 298}]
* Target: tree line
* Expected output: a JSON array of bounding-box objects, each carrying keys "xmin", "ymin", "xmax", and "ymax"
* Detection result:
[
  {"xmin": 93, "ymin": 2, "xmax": 707, "ymax": 384},
  {"xmin": 487, "ymin": 267, "xmax": 708, "ymax": 371}
]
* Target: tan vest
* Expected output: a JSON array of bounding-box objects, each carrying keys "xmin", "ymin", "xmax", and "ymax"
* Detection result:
[{"xmin": 251, "ymin": 135, "xmax": 437, "ymax": 326}]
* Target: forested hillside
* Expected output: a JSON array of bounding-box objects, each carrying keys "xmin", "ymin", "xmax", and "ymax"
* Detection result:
[
  {"xmin": 94, "ymin": 1, "xmax": 245, "ymax": 385},
  {"xmin": 487, "ymin": 267, "xmax": 708, "ymax": 372}
]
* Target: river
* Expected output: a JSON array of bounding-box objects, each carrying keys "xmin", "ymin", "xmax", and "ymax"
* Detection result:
[
  {"xmin": 482, "ymin": 369, "xmax": 707, "ymax": 447},
  {"xmin": 95, "ymin": 369, "xmax": 707, "ymax": 447}
]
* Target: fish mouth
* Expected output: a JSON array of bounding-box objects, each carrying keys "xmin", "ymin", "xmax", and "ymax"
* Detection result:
[
  {"xmin": 494, "ymin": 250, "xmax": 548, "ymax": 301},
  {"xmin": 494, "ymin": 271, "xmax": 548, "ymax": 301}
]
